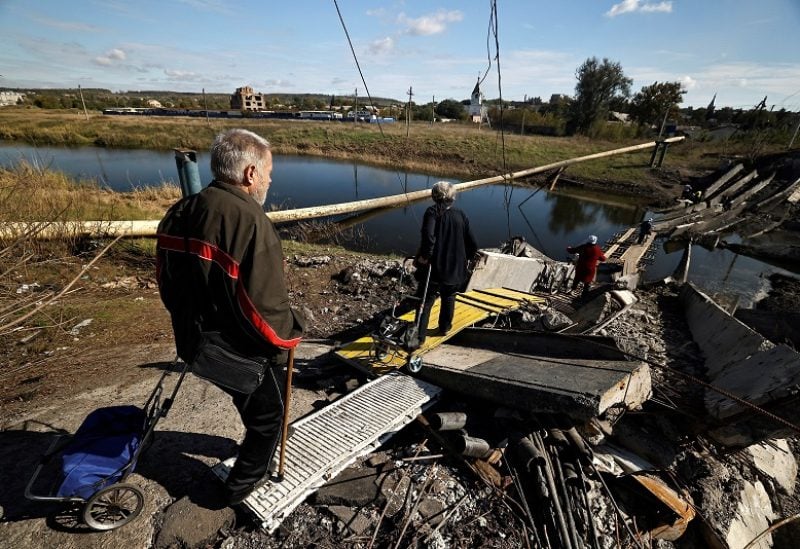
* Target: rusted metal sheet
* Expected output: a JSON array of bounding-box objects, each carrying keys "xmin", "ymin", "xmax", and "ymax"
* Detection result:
[{"xmin": 631, "ymin": 473, "xmax": 696, "ymax": 541}]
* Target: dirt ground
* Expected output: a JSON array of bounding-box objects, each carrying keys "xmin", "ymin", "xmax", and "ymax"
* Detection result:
[{"xmin": 0, "ymin": 245, "xmax": 434, "ymax": 548}]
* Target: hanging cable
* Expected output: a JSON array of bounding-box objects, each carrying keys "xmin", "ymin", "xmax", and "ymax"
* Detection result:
[
  {"xmin": 332, "ymin": 0, "xmax": 384, "ymax": 140},
  {"xmin": 481, "ymin": 1, "xmax": 512, "ymax": 240},
  {"xmin": 332, "ymin": 0, "xmax": 421, "ymax": 227}
]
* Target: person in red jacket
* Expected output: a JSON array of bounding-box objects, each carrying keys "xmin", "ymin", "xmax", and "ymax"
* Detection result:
[{"xmin": 567, "ymin": 235, "xmax": 606, "ymax": 298}]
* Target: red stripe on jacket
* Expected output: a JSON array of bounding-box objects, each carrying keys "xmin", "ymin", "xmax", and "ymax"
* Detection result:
[{"xmin": 157, "ymin": 234, "xmax": 300, "ymax": 350}]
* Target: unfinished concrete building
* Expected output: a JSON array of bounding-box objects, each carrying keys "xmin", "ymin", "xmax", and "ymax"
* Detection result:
[{"xmin": 230, "ymin": 86, "xmax": 266, "ymax": 111}]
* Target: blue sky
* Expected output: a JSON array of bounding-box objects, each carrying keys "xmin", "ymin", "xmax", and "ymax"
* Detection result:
[{"xmin": 1, "ymin": 0, "xmax": 799, "ymax": 109}]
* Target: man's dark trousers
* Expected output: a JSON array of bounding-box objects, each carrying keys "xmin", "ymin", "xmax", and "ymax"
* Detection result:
[{"xmin": 220, "ymin": 359, "xmax": 286, "ymax": 499}]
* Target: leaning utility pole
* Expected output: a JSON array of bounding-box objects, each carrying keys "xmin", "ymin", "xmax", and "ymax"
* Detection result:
[
  {"xmin": 78, "ymin": 85, "xmax": 89, "ymax": 120},
  {"xmin": 406, "ymin": 86, "xmax": 413, "ymax": 137},
  {"xmin": 789, "ymin": 116, "xmax": 800, "ymax": 150}
]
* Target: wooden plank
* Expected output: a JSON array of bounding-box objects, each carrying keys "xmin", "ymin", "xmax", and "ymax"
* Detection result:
[
  {"xmin": 707, "ymin": 170, "xmax": 758, "ymax": 206},
  {"xmin": 703, "ymin": 163, "xmax": 744, "ymax": 198}
]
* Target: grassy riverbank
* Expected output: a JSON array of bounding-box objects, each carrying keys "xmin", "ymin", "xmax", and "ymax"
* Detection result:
[
  {"xmin": 1, "ymin": 107, "xmax": 779, "ymax": 203},
  {"xmin": 0, "ymin": 161, "xmax": 180, "ymax": 222}
]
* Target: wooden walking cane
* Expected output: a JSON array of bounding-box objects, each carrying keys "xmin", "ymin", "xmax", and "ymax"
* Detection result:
[{"xmin": 276, "ymin": 346, "xmax": 295, "ymax": 482}]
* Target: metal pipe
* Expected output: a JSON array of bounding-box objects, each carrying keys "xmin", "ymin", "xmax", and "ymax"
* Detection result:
[
  {"xmin": 548, "ymin": 445, "xmax": 582, "ymax": 549},
  {"xmin": 174, "ymin": 149, "xmax": 203, "ymax": 197},
  {"xmin": 533, "ymin": 432, "xmax": 574, "ymax": 549},
  {"xmin": 4, "ymin": 137, "xmax": 685, "ymax": 240},
  {"xmin": 430, "ymin": 412, "xmax": 467, "ymax": 431},
  {"xmin": 454, "ymin": 435, "xmax": 492, "ymax": 458}
]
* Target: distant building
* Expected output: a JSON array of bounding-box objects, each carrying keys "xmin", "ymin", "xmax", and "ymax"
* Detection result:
[
  {"xmin": 0, "ymin": 91, "xmax": 24, "ymax": 107},
  {"xmin": 465, "ymin": 78, "xmax": 488, "ymax": 124},
  {"xmin": 147, "ymin": 99, "xmax": 163, "ymax": 108},
  {"xmin": 230, "ymin": 86, "xmax": 266, "ymax": 111}
]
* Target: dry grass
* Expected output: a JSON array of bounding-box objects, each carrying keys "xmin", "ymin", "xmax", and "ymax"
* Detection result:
[{"xmin": 0, "ymin": 160, "xmax": 180, "ymax": 222}]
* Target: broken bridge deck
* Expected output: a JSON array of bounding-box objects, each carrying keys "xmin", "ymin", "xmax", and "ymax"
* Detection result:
[
  {"xmin": 335, "ymin": 287, "xmax": 545, "ymax": 375},
  {"xmin": 418, "ymin": 328, "xmax": 652, "ymax": 420}
]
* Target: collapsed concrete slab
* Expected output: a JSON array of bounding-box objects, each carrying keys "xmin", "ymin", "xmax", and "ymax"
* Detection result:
[
  {"xmin": 724, "ymin": 481, "xmax": 776, "ymax": 549},
  {"xmin": 748, "ymin": 439, "xmax": 797, "ymax": 495},
  {"xmin": 418, "ymin": 328, "xmax": 651, "ymax": 420},
  {"xmin": 680, "ymin": 284, "xmax": 800, "ymax": 446},
  {"xmin": 466, "ymin": 250, "xmax": 549, "ymax": 293}
]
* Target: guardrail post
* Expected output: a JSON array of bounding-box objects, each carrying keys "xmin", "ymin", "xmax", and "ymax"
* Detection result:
[{"xmin": 174, "ymin": 149, "xmax": 203, "ymax": 197}]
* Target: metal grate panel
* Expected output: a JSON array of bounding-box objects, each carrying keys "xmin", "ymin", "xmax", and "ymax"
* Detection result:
[{"xmin": 213, "ymin": 372, "xmax": 441, "ymax": 532}]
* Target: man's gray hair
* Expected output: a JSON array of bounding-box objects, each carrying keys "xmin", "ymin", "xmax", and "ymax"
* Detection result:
[
  {"xmin": 431, "ymin": 181, "xmax": 456, "ymax": 203},
  {"xmin": 210, "ymin": 129, "xmax": 271, "ymax": 184}
]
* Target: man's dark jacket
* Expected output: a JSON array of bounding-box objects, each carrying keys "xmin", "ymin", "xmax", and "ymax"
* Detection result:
[
  {"xmin": 156, "ymin": 180, "xmax": 304, "ymax": 362},
  {"xmin": 419, "ymin": 204, "xmax": 478, "ymax": 286}
]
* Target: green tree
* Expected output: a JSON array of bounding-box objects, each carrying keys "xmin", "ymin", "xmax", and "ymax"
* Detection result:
[
  {"xmin": 568, "ymin": 57, "xmax": 632, "ymax": 135},
  {"xmin": 541, "ymin": 94, "xmax": 572, "ymax": 118},
  {"xmin": 412, "ymin": 103, "xmax": 433, "ymax": 121},
  {"xmin": 435, "ymin": 99, "xmax": 466, "ymax": 120},
  {"xmin": 629, "ymin": 81, "xmax": 685, "ymax": 128}
]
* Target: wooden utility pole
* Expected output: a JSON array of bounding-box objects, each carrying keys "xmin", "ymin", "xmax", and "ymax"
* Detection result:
[
  {"xmin": 202, "ymin": 88, "xmax": 209, "ymax": 125},
  {"xmin": 789, "ymin": 117, "xmax": 800, "ymax": 150},
  {"xmin": 431, "ymin": 95, "xmax": 435, "ymax": 126},
  {"xmin": 354, "ymin": 88, "xmax": 358, "ymax": 123},
  {"xmin": 406, "ymin": 86, "xmax": 413, "ymax": 137},
  {"xmin": 657, "ymin": 107, "xmax": 670, "ymax": 139},
  {"xmin": 78, "ymin": 85, "xmax": 89, "ymax": 120}
]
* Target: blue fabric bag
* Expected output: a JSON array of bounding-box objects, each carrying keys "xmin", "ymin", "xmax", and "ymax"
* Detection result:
[{"xmin": 56, "ymin": 405, "xmax": 146, "ymax": 499}]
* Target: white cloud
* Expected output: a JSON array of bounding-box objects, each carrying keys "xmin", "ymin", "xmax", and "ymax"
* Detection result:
[
  {"xmin": 93, "ymin": 48, "xmax": 127, "ymax": 66},
  {"xmin": 681, "ymin": 75, "xmax": 697, "ymax": 89},
  {"xmin": 640, "ymin": 2, "xmax": 673, "ymax": 13},
  {"xmin": 31, "ymin": 16, "xmax": 100, "ymax": 32},
  {"xmin": 368, "ymin": 37, "xmax": 394, "ymax": 55},
  {"xmin": 606, "ymin": 0, "xmax": 672, "ymax": 17},
  {"xmin": 164, "ymin": 69, "xmax": 198, "ymax": 80},
  {"xmin": 398, "ymin": 10, "xmax": 463, "ymax": 36}
]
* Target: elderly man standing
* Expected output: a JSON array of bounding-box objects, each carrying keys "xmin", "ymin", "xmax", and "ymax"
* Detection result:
[
  {"xmin": 156, "ymin": 128, "xmax": 304, "ymax": 505},
  {"xmin": 567, "ymin": 235, "xmax": 606, "ymax": 298},
  {"xmin": 414, "ymin": 181, "xmax": 478, "ymax": 344}
]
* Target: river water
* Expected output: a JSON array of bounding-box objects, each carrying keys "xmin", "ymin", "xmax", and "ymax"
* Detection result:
[{"xmin": 0, "ymin": 142, "xmax": 793, "ymax": 305}]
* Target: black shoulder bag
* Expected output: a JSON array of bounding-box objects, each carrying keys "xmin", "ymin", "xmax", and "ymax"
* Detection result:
[{"xmin": 191, "ymin": 331, "xmax": 268, "ymax": 394}]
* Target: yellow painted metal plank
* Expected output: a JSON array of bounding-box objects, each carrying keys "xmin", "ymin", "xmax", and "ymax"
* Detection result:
[
  {"xmin": 479, "ymin": 287, "xmax": 547, "ymax": 304},
  {"xmin": 335, "ymin": 287, "xmax": 540, "ymax": 376}
]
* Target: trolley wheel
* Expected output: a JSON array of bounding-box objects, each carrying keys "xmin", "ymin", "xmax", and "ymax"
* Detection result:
[
  {"xmin": 374, "ymin": 343, "xmax": 390, "ymax": 361},
  {"xmin": 406, "ymin": 356, "xmax": 423, "ymax": 374},
  {"xmin": 82, "ymin": 483, "xmax": 144, "ymax": 531}
]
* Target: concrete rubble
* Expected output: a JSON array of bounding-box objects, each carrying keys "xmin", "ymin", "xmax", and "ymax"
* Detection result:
[
  {"xmin": 4, "ymin": 156, "xmax": 800, "ymax": 549},
  {"xmin": 219, "ymin": 234, "xmax": 799, "ymax": 548}
]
